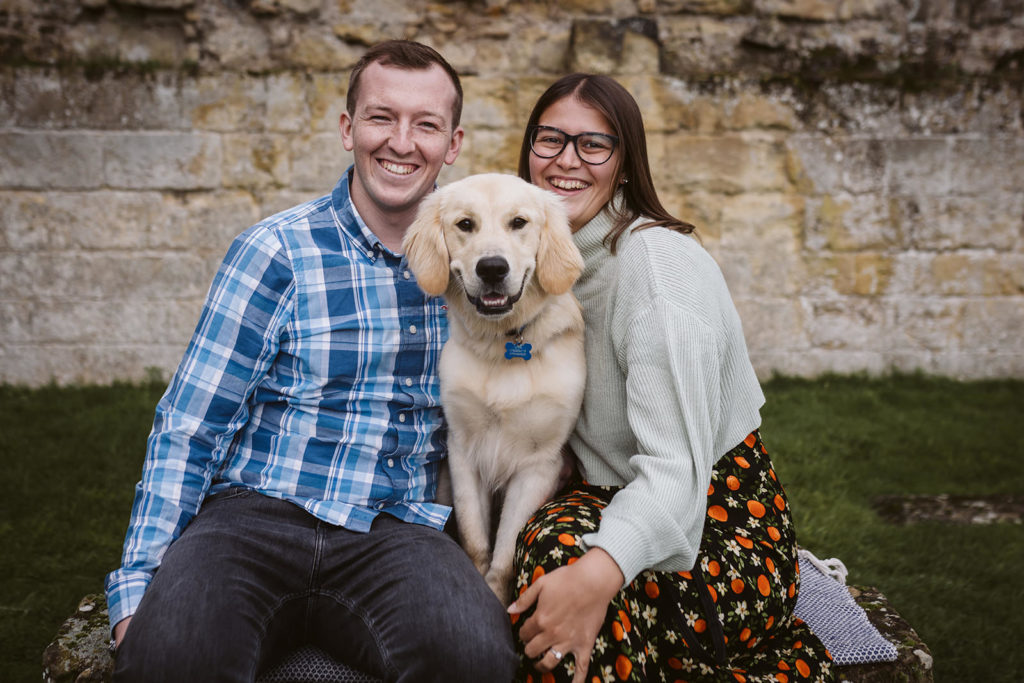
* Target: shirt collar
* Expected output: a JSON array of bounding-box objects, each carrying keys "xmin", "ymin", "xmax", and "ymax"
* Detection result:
[{"xmin": 331, "ymin": 166, "xmax": 387, "ymax": 261}]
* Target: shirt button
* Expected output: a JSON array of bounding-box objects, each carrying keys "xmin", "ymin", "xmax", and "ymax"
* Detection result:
[
  {"xmin": 374, "ymin": 501, "xmax": 385, "ymax": 510},
  {"xmin": 366, "ymin": 250, "xmax": 374, "ymax": 258},
  {"xmin": 398, "ymin": 413, "xmax": 406, "ymax": 423},
  {"xmin": 404, "ymin": 378, "xmax": 413, "ymax": 387},
  {"xmin": 387, "ymin": 458, "xmax": 395, "ymax": 468},
  {"xmin": 409, "ymin": 324, "xmax": 417, "ymax": 334},
  {"xmin": 403, "ymin": 270, "xmax": 411, "ymax": 279}
]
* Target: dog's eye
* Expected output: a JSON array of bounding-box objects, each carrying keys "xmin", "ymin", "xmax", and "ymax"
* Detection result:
[
  {"xmin": 456, "ymin": 218, "xmax": 474, "ymax": 232},
  {"xmin": 510, "ymin": 216, "xmax": 527, "ymax": 230}
]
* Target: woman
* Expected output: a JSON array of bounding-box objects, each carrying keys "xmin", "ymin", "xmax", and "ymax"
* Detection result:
[{"xmin": 507, "ymin": 74, "xmax": 835, "ymax": 683}]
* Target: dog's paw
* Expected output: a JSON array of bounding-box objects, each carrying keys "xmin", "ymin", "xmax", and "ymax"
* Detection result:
[
  {"xmin": 484, "ymin": 567, "xmax": 511, "ymax": 605},
  {"xmin": 466, "ymin": 552, "xmax": 490, "ymax": 578}
]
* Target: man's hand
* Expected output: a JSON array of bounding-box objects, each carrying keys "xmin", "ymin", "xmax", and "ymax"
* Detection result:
[
  {"xmin": 508, "ymin": 547, "xmax": 624, "ymax": 683},
  {"xmin": 113, "ymin": 616, "xmax": 132, "ymax": 650}
]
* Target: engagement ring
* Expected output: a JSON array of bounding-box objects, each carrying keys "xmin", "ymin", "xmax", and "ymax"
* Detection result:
[{"xmin": 550, "ymin": 648, "xmax": 563, "ymax": 661}]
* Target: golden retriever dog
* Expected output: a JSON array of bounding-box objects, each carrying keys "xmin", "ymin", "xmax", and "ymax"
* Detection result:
[{"xmin": 404, "ymin": 173, "xmax": 586, "ymax": 603}]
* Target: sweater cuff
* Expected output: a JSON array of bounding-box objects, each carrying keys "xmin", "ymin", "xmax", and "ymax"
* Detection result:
[{"xmin": 581, "ymin": 522, "xmax": 652, "ymax": 588}]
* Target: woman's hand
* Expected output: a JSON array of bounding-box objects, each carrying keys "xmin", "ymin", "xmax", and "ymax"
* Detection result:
[{"xmin": 508, "ymin": 547, "xmax": 625, "ymax": 683}]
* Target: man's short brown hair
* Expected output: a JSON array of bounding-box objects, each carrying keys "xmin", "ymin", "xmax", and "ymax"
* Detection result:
[{"xmin": 346, "ymin": 40, "xmax": 463, "ymax": 128}]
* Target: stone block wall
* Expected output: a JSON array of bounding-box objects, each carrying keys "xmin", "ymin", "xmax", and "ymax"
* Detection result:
[{"xmin": 1, "ymin": 0, "xmax": 1022, "ymax": 385}]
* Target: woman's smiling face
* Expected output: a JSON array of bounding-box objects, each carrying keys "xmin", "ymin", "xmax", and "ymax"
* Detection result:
[{"xmin": 528, "ymin": 96, "xmax": 623, "ymax": 233}]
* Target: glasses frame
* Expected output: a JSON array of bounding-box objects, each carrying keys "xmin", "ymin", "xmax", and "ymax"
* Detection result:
[{"xmin": 528, "ymin": 125, "xmax": 620, "ymax": 166}]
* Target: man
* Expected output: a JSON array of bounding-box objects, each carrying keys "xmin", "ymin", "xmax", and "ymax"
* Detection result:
[{"xmin": 106, "ymin": 40, "xmax": 517, "ymax": 682}]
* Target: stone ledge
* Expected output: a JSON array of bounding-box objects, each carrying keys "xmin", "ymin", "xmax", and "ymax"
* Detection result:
[
  {"xmin": 837, "ymin": 585, "xmax": 934, "ymax": 683},
  {"xmin": 44, "ymin": 588, "xmax": 933, "ymax": 682}
]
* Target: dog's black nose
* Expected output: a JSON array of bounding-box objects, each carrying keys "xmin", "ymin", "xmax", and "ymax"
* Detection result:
[{"xmin": 475, "ymin": 256, "xmax": 510, "ymax": 285}]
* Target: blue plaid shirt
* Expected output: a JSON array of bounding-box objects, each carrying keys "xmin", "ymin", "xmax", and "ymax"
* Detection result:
[{"xmin": 105, "ymin": 169, "xmax": 450, "ymax": 628}]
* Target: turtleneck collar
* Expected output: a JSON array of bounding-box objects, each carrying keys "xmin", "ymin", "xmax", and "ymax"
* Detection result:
[{"xmin": 572, "ymin": 190, "xmax": 627, "ymax": 261}]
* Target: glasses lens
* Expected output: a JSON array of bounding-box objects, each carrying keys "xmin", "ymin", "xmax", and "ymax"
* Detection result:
[
  {"xmin": 576, "ymin": 133, "xmax": 616, "ymax": 164},
  {"xmin": 531, "ymin": 127, "xmax": 567, "ymax": 158}
]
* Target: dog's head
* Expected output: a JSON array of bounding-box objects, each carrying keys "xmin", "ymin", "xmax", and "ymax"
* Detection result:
[{"xmin": 403, "ymin": 173, "xmax": 583, "ymax": 318}]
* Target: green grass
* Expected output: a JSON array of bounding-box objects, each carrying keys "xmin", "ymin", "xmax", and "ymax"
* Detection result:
[
  {"xmin": 2, "ymin": 374, "xmax": 1022, "ymax": 681},
  {"xmin": 0, "ymin": 380, "xmax": 165, "ymax": 682},
  {"xmin": 760, "ymin": 374, "xmax": 1024, "ymax": 681}
]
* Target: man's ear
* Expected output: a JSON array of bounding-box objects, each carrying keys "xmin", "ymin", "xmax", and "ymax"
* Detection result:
[
  {"xmin": 403, "ymin": 191, "xmax": 451, "ymax": 296},
  {"xmin": 445, "ymin": 126, "xmax": 464, "ymax": 165},
  {"xmin": 339, "ymin": 111, "xmax": 355, "ymax": 152}
]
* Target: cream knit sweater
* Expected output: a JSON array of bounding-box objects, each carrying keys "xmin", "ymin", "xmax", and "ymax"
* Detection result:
[{"xmin": 570, "ymin": 205, "xmax": 765, "ymax": 586}]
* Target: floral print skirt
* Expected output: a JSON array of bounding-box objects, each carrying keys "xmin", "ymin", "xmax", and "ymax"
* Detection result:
[{"xmin": 510, "ymin": 431, "xmax": 835, "ymax": 683}]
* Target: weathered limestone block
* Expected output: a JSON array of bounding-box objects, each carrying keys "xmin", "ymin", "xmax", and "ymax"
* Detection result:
[
  {"xmin": 0, "ymin": 132, "xmax": 105, "ymax": 190},
  {"xmin": 1, "ymin": 298, "xmax": 202, "ymax": 346},
  {"xmin": 753, "ymin": 0, "xmax": 846, "ymax": 21},
  {"xmin": 660, "ymin": 16, "xmax": 756, "ymax": 78},
  {"xmin": 285, "ymin": 132, "xmax": 351, "ymax": 192},
  {"xmin": 102, "ymin": 132, "xmax": 222, "ymax": 190},
  {"xmin": 961, "ymin": 299, "xmax": 1024, "ymax": 353},
  {"xmin": 889, "ymin": 298, "xmax": 966, "ymax": 353},
  {"xmin": 719, "ymin": 243, "xmax": 808, "ymax": 299},
  {"xmin": 786, "ymin": 136, "xmax": 888, "ymax": 196},
  {"xmin": 886, "ymin": 138, "xmax": 951, "ymax": 197},
  {"xmin": 839, "ymin": 585, "xmax": 934, "ymax": 683},
  {"xmin": 949, "ymin": 137, "xmax": 1024, "ymax": 195},
  {"xmin": 13, "ymin": 69, "xmax": 188, "ymax": 131},
  {"xmin": 265, "ymin": 72, "xmax": 314, "ymax": 134},
  {"xmin": 181, "ymin": 73, "xmax": 273, "ymax": 133},
  {"xmin": 0, "ymin": 249, "xmax": 214, "ymax": 303},
  {"xmin": 0, "ymin": 189, "xmax": 258, "ymax": 252},
  {"xmin": 666, "ymin": 134, "xmax": 793, "ymax": 193},
  {"xmin": 201, "ymin": 3, "xmax": 275, "ymax": 71},
  {"xmin": 733, "ymin": 297, "xmax": 810, "ymax": 353},
  {"xmin": 899, "ymin": 194, "xmax": 1024, "ymax": 251},
  {"xmin": 804, "ymin": 193, "xmax": 903, "ymax": 252},
  {"xmin": 718, "ymin": 191, "xmax": 804, "ymax": 248},
  {"xmin": 801, "ymin": 251, "xmax": 897, "ymax": 298},
  {"xmin": 221, "ymin": 133, "xmax": 292, "ymax": 189},
  {"xmin": 804, "ymin": 298, "xmax": 888, "ymax": 351},
  {"xmin": 568, "ymin": 17, "xmax": 660, "ymax": 75},
  {"xmin": 42, "ymin": 595, "xmax": 113, "ymax": 683},
  {"xmin": 658, "ymin": 0, "xmax": 750, "ymax": 14},
  {"xmin": 63, "ymin": 16, "xmax": 195, "ymax": 67},
  {"xmin": 456, "ymin": 130, "xmax": 520, "ymax": 176},
  {"xmin": 305, "ymin": 73, "xmax": 348, "ymax": 133},
  {"xmin": 461, "ymin": 77, "xmax": 518, "ymax": 130},
  {"xmin": 280, "ymin": 24, "xmax": 365, "ymax": 71}
]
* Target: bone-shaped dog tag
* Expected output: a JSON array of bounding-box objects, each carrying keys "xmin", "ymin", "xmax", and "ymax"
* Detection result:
[{"xmin": 504, "ymin": 341, "xmax": 532, "ymax": 361}]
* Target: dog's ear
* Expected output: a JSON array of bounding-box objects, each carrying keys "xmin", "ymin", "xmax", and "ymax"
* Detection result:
[
  {"xmin": 403, "ymin": 190, "xmax": 450, "ymax": 296},
  {"xmin": 536, "ymin": 191, "xmax": 584, "ymax": 295}
]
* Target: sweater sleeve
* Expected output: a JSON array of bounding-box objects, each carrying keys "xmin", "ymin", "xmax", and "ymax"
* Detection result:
[{"xmin": 580, "ymin": 296, "xmax": 723, "ymax": 586}]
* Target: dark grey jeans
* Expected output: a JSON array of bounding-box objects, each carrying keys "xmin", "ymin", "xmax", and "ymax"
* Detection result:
[{"xmin": 113, "ymin": 489, "xmax": 516, "ymax": 683}]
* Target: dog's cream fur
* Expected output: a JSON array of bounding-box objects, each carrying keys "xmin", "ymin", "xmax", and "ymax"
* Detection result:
[{"xmin": 404, "ymin": 173, "xmax": 586, "ymax": 603}]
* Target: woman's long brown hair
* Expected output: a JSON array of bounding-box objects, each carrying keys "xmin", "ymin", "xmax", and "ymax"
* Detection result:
[{"xmin": 517, "ymin": 73, "xmax": 694, "ymax": 252}]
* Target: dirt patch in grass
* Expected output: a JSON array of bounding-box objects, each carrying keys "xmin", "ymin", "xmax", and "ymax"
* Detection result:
[{"xmin": 873, "ymin": 494, "xmax": 1024, "ymax": 525}]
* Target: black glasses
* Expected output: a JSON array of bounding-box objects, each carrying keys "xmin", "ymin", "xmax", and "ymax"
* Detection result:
[{"xmin": 528, "ymin": 125, "xmax": 619, "ymax": 165}]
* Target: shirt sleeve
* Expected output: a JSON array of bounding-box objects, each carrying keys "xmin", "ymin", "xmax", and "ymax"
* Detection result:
[
  {"xmin": 104, "ymin": 225, "xmax": 295, "ymax": 630},
  {"xmin": 581, "ymin": 297, "xmax": 723, "ymax": 586}
]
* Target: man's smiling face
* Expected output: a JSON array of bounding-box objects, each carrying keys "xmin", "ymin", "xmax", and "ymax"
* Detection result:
[{"xmin": 340, "ymin": 61, "xmax": 463, "ymax": 230}]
